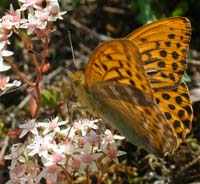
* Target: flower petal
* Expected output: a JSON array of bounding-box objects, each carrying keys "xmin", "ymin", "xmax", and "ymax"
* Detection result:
[
  {"xmin": 0, "ymin": 62, "xmax": 11, "ymax": 72},
  {"xmin": 2, "ymin": 50, "xmax": 14, "ymax": 57}
]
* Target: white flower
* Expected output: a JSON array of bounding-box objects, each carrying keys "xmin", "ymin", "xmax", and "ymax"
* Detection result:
[
  {"xmin": 18, "ymin": 0, "xmax": 42, "ymax": 10},
  {"xmin": 78, "ymin": 130, "xmax": 99, "ymax": 147},
  {"xmin": 0, "ymin": 75, "xmax": 21, "ymax": 94},
  {"xmin": 0, "ymin": 76, "xmax": 10, "ymax": 90},
  {"xmin": 59, "ymin": 126, "xmax": 76, "ymax": 140},
  {"xmin": 42, "ymin": 117, "xmax": 68, "ymax": 135},
  {"xmin": 20, "ymin": 13, "xmax": 46, "ymax": 35},
  {"xmin": 102, "ymin": 142, "xmax": 126, "ymax": 164},
  {"xmin": 42, "ymin": 151, "xmax": 66, "ymax": 167},
  {"xmin": 37, "ymin": 165, "xmax": 61, "ymax": 184},
  {"xmin": 59, "ymin": 140, "xmax": 74, "ymax": 155},
  {"xmin": 0, "ymin": 41, "xmax": 13, "ymax": 71},
  {"xmin": 6, "ymin": 165, "xmax": 26, "ymax": 184},
  {"xmin": 25, "ymin": 172, "xmax": 39, "ymax": 184},
  {"xmin": 46, "ymin": 1, "xmax": 66, "ymax": 21},
  {"xmin": 102, "ymin": 129, "xmax": 125, "ymax": 145},
  {"xmin": 73, "ymin": 142, "xmax": 102, "ymax": 173},
  {"xmin": 27, "ymin": 133, "xmax": 55, "ymax": 158},
  {"xmin": 4, "ymin": 143, "xmax": 25, "ymax": 169},
  {"xmin": 67, "ymin": 158, "xmax": 84, "ymax": 174},
  {"xmin": 3, "ymin": 5, "xmax": 27, "ymax": 29},
  {"xmin": 19, "ymin": 119, "xmax": 38, "ymax": 138},
  {"xmin": 73, "ymin": 119, "xmax": 98, "ymax": 136},
  {"xmin": 0, "ymin": 61, "xmax": 10, "ymax": 72},
  {"xmin": 35, "ymin": 9, "xmax": 49, "ymax": 22}
]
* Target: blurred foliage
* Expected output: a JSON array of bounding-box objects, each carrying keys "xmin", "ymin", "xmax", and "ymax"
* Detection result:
[
  {"xmin": 128, "ymin": 0, "xmax": 157, "ymax": 24},
  {"xmin": 171, "ymin": 1, "xmax": 189, "ymax": 16},
  {"xmin": 42, "ymin": 89, "xmax": 62, "ymax": 110},
  {"xmin": 128, "ymin": 0, "xmax": 190, "ymax": 24}
]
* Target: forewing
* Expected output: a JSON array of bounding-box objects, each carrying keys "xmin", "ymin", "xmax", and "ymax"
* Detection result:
[{"xmin": 85, "ymin": 39, "xmax": 154, "ymax": 100}]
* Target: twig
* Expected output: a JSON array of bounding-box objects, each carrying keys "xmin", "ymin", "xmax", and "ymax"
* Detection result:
[
  {"xmin": 187, "ymin": 58, "xmax": 200, "ymax": 65},
  {"xmin": 69, "ymin": 17, "xmax": 111, "ymax": 42},
  {"xmin": 5, "ymin": 57, "xmax": 34, "ymax": 86},
  {"xmin": 79, "ymin": 43, "xmax": 93, "ymax": 55},
  {"xmin": 179, "ymin": 151, "xmax": 200, "ymax": 172},
  {"xmin": 102, "ymin": 6, "xmax": 125, "ymax": 14},
  {"xmin": 14, "ymin": 67, "xmax": 64, "ymax": 111}
]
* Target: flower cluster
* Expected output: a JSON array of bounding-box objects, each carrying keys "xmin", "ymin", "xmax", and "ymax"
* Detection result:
[
  {"xmin": 0, "ymin": 0, "xmax": 66, "ymax": 94},
  {"xmin": 5, "ymin": 117, "xmax": 126, "ymax": 183},
  {"xmin": 0, "ymin": 2, "xmax": 127, "ymax": 183}
]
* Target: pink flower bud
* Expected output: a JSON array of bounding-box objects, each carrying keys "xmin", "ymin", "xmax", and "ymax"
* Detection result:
[
  {"xmin": 42, "ymin": 63, "xmax": 51, "ymax": 73},
  {"xmin": 49, "ymin": 2, "xmax": 60, "ymax": 16},
  {"xmin": 30, "ymin": 97, "xmax": 37, "ymax": 117}
]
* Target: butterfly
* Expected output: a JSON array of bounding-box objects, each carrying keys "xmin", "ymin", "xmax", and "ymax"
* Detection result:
[{"xmin": 70, "ymin": 17, "xmax": 193, "ymax": 157}]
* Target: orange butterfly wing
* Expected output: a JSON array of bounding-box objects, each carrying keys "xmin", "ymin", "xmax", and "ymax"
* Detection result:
[
  {"xmin": 126, "ymin": 17, "xmax": 191, "ymax": 91},
  {"xmin": 154, "ymin": 81, "xmax": 193, "ymax": 147},
  {"xmin": 72, "ymin": 17, "xmax": 193, "ymax": 156},
  {"xmin": 84, "ymin": 39, "xmax": 177, "ymax": 156},
  {"xmin": 126, "ymin": 17, "xmax": 193, "ymax": 148}
]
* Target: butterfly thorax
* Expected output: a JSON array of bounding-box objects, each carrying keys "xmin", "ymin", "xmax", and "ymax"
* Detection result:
[{"xmin": 70, "ymin": 71, "xmax": 101, "ymax": 116}]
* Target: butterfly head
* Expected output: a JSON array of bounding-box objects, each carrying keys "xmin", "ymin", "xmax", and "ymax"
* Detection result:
[{"xmin": 70, "ymin": 70, "xmax": 86, "ymax": 88}]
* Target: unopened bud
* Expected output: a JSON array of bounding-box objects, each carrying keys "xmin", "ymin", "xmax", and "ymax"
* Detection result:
[
  {"xmin": 42, "ymin": 63, "xmax": 51, "ymax": 73},
  {"xmin": 49, "ymin": 2, "xmax": 59, "ymax": 16},
  {"xmin": 30, "ymin": 97, "xmax": 37, "ymax": 118},
  {"xmin": 8, "ymin": 129, "xmax": 22, "ymax": 136}
]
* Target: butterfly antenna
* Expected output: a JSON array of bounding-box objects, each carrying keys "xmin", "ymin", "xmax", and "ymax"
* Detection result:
[
  {"xmin": 67, "ymin": 30, "xmax": 77, "ymax": 123},
  {"xmin": 68, "ymin": 30, "xmax": 76, "ymax": 67}
]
